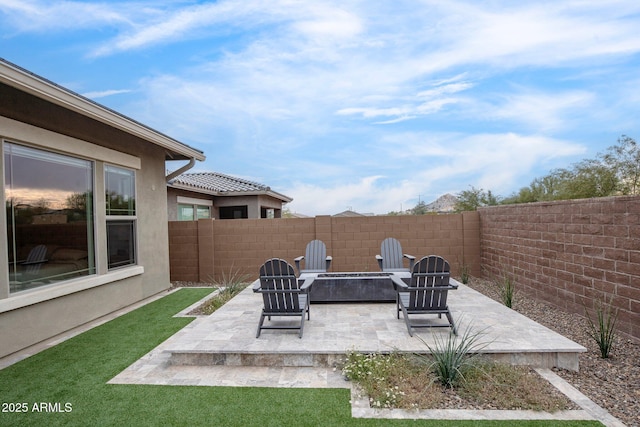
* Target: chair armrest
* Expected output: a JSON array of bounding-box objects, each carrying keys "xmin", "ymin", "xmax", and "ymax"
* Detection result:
[
  {"xmin": 299, "ymin": 277, "xmax": 314, "ymax": 291},
  {"xmin": 251, "ymin": 278, "xmax": 261, "ymax": 292},
  {"xmin": 390, "ymin": 275, "xmax": 409, "ymax": 291},
  {"xmin": 325, "ymin": 256, "xmax": 332, "ymax": 271},
  {"xmin": 404, "ymin": 254, "xmax": 416, "ymax": 270},
  {"xmin": 294, "ymin": 256, "xmax": 304, "ymax": 274},
  {"xmin": 375, "ymin": 255, "xmax": 383, "ymax": 271},
  {"xmin": 403, "ymin": 284, "xmax": 458, "ymax": 292}
]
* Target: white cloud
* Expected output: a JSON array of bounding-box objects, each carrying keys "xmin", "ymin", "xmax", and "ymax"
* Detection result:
[
  {"xmin": 0, "ymin": 0, "xmax": 130, "ymax": 31},
  {"xmin": 292, "ymin": 4, "xmax": 363, "ymax": 40},
  {"xmin": 478, "ymin": 89, "xmax": 595, "ymax": 131},
  {"xmin": 286, "ymin": 175, "xmax": 419, "ymax": 216},
  {"xmin": 284, "ymin": 132, "xmax": 587, "ymax": 215},
  {"xmin": 81, "ymin": 89, "xmax": 131, "ymax": 99},
  {"xmin": 5, "ymin": 0, "xmax": 637, "ymax": 215},
  {"xmin": 336, "ymin": 81, "xmax": 474, "ymax": 122}
]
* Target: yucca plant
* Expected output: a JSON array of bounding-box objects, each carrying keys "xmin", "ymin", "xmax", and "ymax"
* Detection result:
[
  {"xmin": 585, "ymin": 297, "xmax": 618, "ymax": 359},
  {"xmin": 459, "ymin": 263, "xmax": 470, "ymax": 284},
  {"xmin": 199, "ymin": 267, "xmax": 250, "ymax": 314},
  {"xmin": 496, "ymin": 273, "xmax": 515, "ymax": 308},
  {"xmin": 414, "ymin": 324, "xmax": 488, "ymax": 388}
]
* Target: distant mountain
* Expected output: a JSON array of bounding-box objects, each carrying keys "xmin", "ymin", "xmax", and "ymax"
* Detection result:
[{"xmin": 425, "ymin": 193, "xmax": 458, "ymax": 213}]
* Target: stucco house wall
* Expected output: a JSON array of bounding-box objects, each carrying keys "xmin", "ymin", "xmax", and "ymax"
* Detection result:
[{"xmin": 0, "ymin": 60, "xmax": 204, "ymax": 358}]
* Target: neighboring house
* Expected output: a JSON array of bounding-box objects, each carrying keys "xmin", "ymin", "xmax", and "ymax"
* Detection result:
[
  {"xmin": 167, "ymin": 172, "xmax": 292, "ymax": 220},
  {"xmin": 333, "ymin": 210, "xmax": 373, "ymax": 217},
  {"xmin": 0, "ymin": 59, "xmax": 205, "ymax": 358}
]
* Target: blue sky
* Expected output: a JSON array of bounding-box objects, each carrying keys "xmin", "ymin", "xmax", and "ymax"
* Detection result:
[{"xmin": 2, "ymin": 1, "xmax": 639, "ymax": 215}]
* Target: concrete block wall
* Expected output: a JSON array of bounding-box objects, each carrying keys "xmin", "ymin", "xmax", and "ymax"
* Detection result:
[
  {"xmin": 168, "ymin": 221, "xmax": 199, "ymax": 282},
  {"xmin": 168, "ymin": 212, "xmax": 481, "ymax": 284},
  {"xmin": 479, "ymin": 196, "xmax": 640, "ymax": 340}
]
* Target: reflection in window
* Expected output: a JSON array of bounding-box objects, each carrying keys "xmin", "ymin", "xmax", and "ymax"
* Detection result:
[
  {"xmin": 105, "ymin": 165, "xmax": 135, "ymax": 215},
  {"xmin": 177, "ymin": 204, "xmax": 194, "ymax": 221},
  {"xmin": 197, "ymin": 206, "xmax": 210, "ymax": 219},
  {"xmin": 178, "ymin": 203, "xmax": 210, "ymax": 221},
  {"xmin": 4, "ymin": 142, "xmax": 95, "ymax": 293},
  {"xmin": 106, "ymin": 220, "xmax": 136, "ymax": 269},
  {"xmin": 105, "ymin": 165, "xmax": 136, "ymax": 269}
]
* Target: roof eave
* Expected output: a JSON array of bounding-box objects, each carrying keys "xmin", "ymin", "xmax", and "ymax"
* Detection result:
[
  {"xmin": 0, "ymin": 59, "xmax": 205, "ymax": 161},
  {"xmin": 219, "ymin": 190, "xmax": 293, "ymax": 203}
]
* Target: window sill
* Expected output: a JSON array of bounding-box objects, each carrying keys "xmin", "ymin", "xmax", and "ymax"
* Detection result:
[{"xmin": 0, "ymin": 266, "xmax": 144, "ymax": 314}]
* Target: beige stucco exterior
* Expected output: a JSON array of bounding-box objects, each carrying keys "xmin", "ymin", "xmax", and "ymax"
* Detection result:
[{"xmin": 0, "ymin": 61, "xmax": 204, "ymax": 358}]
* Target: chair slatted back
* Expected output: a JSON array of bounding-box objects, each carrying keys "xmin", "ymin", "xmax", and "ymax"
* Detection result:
[
  {"xmin": 408, "ymin": 255, "xmax": 451, "ymax": 311},
  {"xmin": 304, "ymin": 240, "xmax": 327, "ymax": 271},
  {"xmin": 380, "ymin": 237, "xmax": 404, "ymax": 270},
  {"xmin": 25, "ymin": 245, "xmax": 47, "ymax": 274},
  {"xmin": 259, "ymin": 258, "xmax": 301, "ymax": 313}
]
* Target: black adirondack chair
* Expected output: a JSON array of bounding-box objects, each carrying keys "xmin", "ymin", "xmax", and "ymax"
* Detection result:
[
  {"xmin": 396, "ymin": 255, "xmax": 458, "ymax": 336},
  {"xmin": 294, "ymin": 240, "xmax": 332, "ymax": 274},
  {"xmin": 253, "ymin": 258, "xmax": 313, "ymax": 338},
  {"xmin": 376, "ymin": 237, "xmax": 415, "ymax": 272}
]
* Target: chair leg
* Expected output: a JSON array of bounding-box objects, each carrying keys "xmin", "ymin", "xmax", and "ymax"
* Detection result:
[
  {"xmin": 298, "ymin": 312, "xmax": 306, "ymax": 338},
  {"xmin": 256, "ymin": 313, "xmax": 266, "ymax": 338},
  {"xmin": 400, "ymin": 304, "xmax": 413, "ymax": 337},
  {"xmin": 445, "ymin": 310, "xmax": 457, "ymax": 335}
]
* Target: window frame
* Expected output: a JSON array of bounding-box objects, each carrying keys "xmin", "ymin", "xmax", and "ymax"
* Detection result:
[
  {"xmin": 4, "ymin": 141, "xmax": 97, "ymax": 292},
  {"xmin": 0, "ymin": 116, "xmax": 143, "ymax": 311},
  {"xmin": 176, "ymin": 196, "xmax": 212, "ymax": 221},
  {"xmin": 105, "ymin": 164, "xmax": 137, "ymax": 270}
]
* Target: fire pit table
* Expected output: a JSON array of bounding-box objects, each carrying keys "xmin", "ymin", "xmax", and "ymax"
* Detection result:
[{"xmin": 299, "ymin": 271, "xmax": 409, "ymax": 303}]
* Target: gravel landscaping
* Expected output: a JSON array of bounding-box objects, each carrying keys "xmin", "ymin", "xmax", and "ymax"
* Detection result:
[{"xmin": 466, "ymin": 278, "xmax": 640, "ymax": 427}]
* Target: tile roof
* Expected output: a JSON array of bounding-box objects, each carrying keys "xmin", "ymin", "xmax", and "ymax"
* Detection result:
[
  {"xmin": 170, "ymin": 172, "xmax": 269, "ymax": 192},
  {"xmin": 169, "ymin": 172, "xmax": 292, "ymax": 202}
]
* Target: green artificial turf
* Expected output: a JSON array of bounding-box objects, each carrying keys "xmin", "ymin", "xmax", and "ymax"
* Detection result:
[{"xmin": 0, "ymin": 288, "xmax": 603, "ymax": 427}]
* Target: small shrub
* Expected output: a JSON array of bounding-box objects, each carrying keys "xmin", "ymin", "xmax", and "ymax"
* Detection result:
[
  {"xmin": 459, "ymin": 263, "xmax": 470, "ymax": 284},
  {"xmin": 496, "ymin": 273, "xmax": 515, "ymax": 308},
  {"xmin": 414, "ymin": 325, "xmax": 488, "ymax": 388},
  {"xmin": 585, "ymin": 296, "xmax": 618, "ymax": 359},
  {"xmin": 198, "ymin": 268, "xmax": 250, "ymax": 315}
]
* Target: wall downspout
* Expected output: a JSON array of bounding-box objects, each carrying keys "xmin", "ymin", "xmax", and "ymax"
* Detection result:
[{"xmin": 166, "ymin": 158, "xmax": 196, "ymax": 182}]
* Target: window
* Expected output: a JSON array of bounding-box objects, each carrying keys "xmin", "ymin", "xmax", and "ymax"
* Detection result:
[
  {"xmin": 219, "ymin": 205, "xmax": 248, "ymax": 219},
  {"xmin": 177, "ymin": 204, "xmax": 194, "ymax": 221},
  {"xmin": 261, "ymin": 207, "xmax": 275, "ymax": 219},
  {"xmin": 106, "ymin": 220, "xmax": 135, "ymax": 268},
  {"xmin": 177, "ymin": 204, "xmax": 210, "ymax": 221},
  {"xmin": 196, "ymin": 205, "xmax": 211, "ymax": 219},
  {"xmin": 105, "ymin": 165, "xmax": 136, "ymax": 269},
  {"xmin": 4, "ymin": 142, "xmax": 95, "ymax": 292}
]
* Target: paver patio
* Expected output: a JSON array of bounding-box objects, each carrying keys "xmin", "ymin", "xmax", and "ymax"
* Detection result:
[
  {"xmin": 111, "ymin": 280, "xmax": 586, "ymax": 387},
  {"xmin": 104, "ymin": 284, "xmax": 622, "ymax": 425}
]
